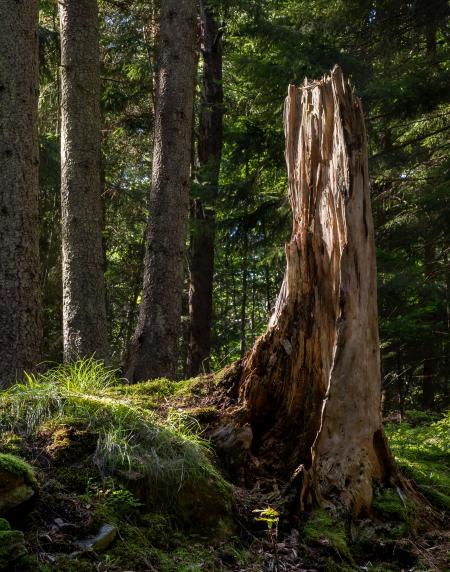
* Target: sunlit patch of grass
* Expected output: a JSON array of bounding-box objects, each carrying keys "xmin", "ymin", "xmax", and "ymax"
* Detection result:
[
  {"xmin": 0, "ymin": 359, "xmax": 230, "ymax": 513},
  {"xmin": 107, "ymin": 375, "xmax": 213, "ymax": 409},
  {"xmin": 385, "ymin": 411, "xmax": 450, "ymax": 510}
]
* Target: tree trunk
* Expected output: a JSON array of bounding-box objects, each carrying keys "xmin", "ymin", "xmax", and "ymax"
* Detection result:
[
  {"xmin": 60, "ymin": 0, "xmax": 109, "ymax": 362},
  {"xmin": 126, "ymin": 0, "xmax": 197, "ymax": 381},
  {"xmin": 219, "ymin": 67, "xmax": 395, "ymax": 516},
  {"xmin": 421, "ymin": 240, "xmax": 436, "ymax": 409},
  {"xmin": 186, "ymin": 2, "xmax": 223, "ymax": 377},
  {"xmin": 0, "ymin": 0, "xmax": 41, "ymax": 388}
]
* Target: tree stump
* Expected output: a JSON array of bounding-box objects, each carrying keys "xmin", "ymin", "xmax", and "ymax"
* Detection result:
[{"xmin": 218, "ymin": 67, "xmax": 395, "ymax": 516}]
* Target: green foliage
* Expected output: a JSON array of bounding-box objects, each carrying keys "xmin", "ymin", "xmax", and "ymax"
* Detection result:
[
  {"xmin": 0, "ymin": 529, "xmax": 27, "ymax": 571},
  {"xmin": 0, "ymin": 360, "xmax": 229, "ymax": 514},
  {"xmin": 253, "ymin": 506, "xmax": 279, "ymax": 530},
  {"xmin": 0, "ymin": 453, "xmax": 38, "ymax": 491},
  {"xmin": 372, "ymin": 488, "xmax": 413, "ymax": 525},
  {"xmin": 88, "ymin": 479, "xmax": 143, "ymax": 512},
  {"xmin": 385, "ymin": 411, "xmax": 450, "ymax": 509},
  {"xmin": 36, "ymin": 0, "xmax": 450, "ymax": 409},
  {"xmin": 302, "ymin": 510, "xmax": 350, "ymax": 558}
]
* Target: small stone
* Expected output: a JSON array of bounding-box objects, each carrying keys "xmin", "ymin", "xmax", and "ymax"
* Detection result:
[
  {"xmin": 76, "ymin": 524, "xmax": 118, "ymax": 552},
  {"xmin": 0, "ymin": 454, "xmax": 37, "ymax": 515}
]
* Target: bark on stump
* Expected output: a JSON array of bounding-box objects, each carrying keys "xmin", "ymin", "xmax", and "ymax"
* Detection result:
[{"xmin": 216, "ymin": 67, "xmax": 395, "ymax": 516}]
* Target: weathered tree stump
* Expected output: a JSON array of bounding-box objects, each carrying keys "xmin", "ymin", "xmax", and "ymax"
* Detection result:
[{"xmin": 215, "ymin": 66, "xmax": 396, "ymax": 516}]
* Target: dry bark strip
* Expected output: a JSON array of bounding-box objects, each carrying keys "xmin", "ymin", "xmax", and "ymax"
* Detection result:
[{"xmin": 214, "ymin": 66, "xmax": 396, "ymax": 516}]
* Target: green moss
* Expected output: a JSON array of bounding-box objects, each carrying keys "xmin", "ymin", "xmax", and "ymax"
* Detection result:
[
  {"xmin": 302, "ymin": 510, "xmax": 350, "ymax": 558},
  {"xmin": 385, "ymin": 413, "xmax": 450, "ymax": 510},
  {"xmin": 372, "ymin": 489, "xmax": 410, "ymax": 520},
  {"xmin": 104, "ymin": 518, "xmax": 242, "ymax": 572},
  {"xmin": 107, "ymin": 375, "xmax": 212, "ymax": 408},
  {"xmin": 0, "ymin": 529, "xmax": 27, "ymax": 570},
  {"xmin": 0, "ymin": 363, "xmax": 231, "ymax": 524},
  {"xmin": 54, "ymin": 464, "xmax": 99, "ymax": 493},
  {"xmin": 37, "ymin": 556, "xmax": 95, "ymax": 572},
  {"xmin": 0, "ymin": 432, "xmax": 23, "ymax": 455},
  {"xmin": 0, "ymin": 453, "xmax": 38, "ymax": 491},
  {"xmin": 325, "ymin": 559, "xmax": 359, "ymax": 572},
  {"xmin": 185, "ymin": 406, "xmax": 219, "ymax": 423},
  {"xmin": 0, "ymin": 518, "xmax": 10, "ymax": 531},
  {"xmin": 44, "ymin": 424, "xmax": 97, "ymax": 464}
]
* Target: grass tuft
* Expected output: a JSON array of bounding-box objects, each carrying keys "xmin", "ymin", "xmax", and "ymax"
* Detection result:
[{"xmin": 0, "ymin": 359, "xmax": 230, "ymax": 514}]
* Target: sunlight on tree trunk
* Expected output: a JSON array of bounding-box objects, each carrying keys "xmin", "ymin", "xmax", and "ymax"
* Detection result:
[{"xmin": 60, "ymin": 0, "xmax": 109, "ymax": 362}]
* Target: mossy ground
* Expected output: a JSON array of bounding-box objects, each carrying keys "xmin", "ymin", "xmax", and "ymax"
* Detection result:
[
  {"xmin": 384, "ymin": 410, "xmax": 450, "ymax": 511},
  {"xmin": 0, "ymin": 362, "xmax": 448, "ymax": 571},
  {"xmin": 0, "ymin": 452, "xmax": 38, "ymax": 491}
]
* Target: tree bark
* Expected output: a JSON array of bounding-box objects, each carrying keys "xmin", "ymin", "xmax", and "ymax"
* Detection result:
[
  {"xmin": 60, "ymin": 0, "xmax": 109, "ymax": 362},
  {"xmin": 0, "ymin": 0, "xmax": 41, "ymax": 388},
  {"xmin": 218, "ymin": 67, "xmax": 395, "ymax": 516},
  {"xmin": 186, "ymin": 2, "xmax": 223, "ymax": 377},
  {"xmin": 126, "ymin": 0, "xmax": 197, "ymax": 381},
  {"xmin": 421, "ymin": 240, "xmax": 436, "ymax": 409}
]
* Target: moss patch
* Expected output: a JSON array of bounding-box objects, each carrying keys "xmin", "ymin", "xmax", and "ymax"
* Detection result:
[
  {"xmin": 0, "ymin": 361, "xmax": 234, "ymax": 535},
  {"xmin": 0, "ymin": 529, "xmax": 27, "ymax": 570},
  {"xmin": 385, "ymin": 412, "xmax": 450, "ymax": 510},
  {"xmin": 372, "ymin": 488, "xmax": 412, "ymax": 522},
  {"xmin": 302, "ymin": 510, "xmax": 350, "ymax": 559},
  {"xmin": 185, "ymin": 406, "xmax": 219, "ymax": 424},
  {"xmin": 0, "ymin": 453, "xmax": 38, "ymax": 491}
]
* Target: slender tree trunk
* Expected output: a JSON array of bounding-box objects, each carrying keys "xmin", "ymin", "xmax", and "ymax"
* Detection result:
[
  {"xmin": 59, "ymin": 0, "xmax": 109, "ymax": 362},
  {"xmin": 186, "ymin": 2, "xmax": 223, "ymax": 377},
  {"xmin": 216, "ymin": 67, "xmax": 395, "ymax": 516},
  {"xmin": 0, "ymin": 0, "xmax": 41, "ymax": 388},
  {"xmin": 421, "ymin": 240, "xmax": 437, "ymax": 409},
  {"xmin": 126, "ymin": 0, "xmax": 197, "ymax": 381},
  {"xmin": 240, "ymin": 238, "xmax": 248, "ymax": 358}
]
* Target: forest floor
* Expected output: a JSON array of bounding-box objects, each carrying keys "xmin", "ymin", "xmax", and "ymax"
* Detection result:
[{"xmin": 0, "ymin": 363, "xmax": 448, "ymax": 572}]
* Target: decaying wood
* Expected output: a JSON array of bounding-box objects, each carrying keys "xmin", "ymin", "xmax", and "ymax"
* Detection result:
[{"xmin": 215, "ymin": 66, "xmax": 396, "ymax": 516}]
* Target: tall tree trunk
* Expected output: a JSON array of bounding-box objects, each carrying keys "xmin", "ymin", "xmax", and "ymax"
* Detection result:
[
  {"xmin": 240, "ymin": 236, "xmax": 248, "ymax": 358},
  {"xmin": 421, "ymin": 240, "xmax": 436, "ymax": 409},
  {"xmin": 186, "ymin": 2, "xmax": 223, "ymax": 377},
  {"xmin": 217, "ymin": 67, "xmax": 395, "ymax": 516},
  {"xmin": 126, "ymin": 0, "xmax": 197, "ymax": 381},
  {"xmin": 0, "ymin": 0, "xmax": 41, "ymax": 388},
  {"xmin": 59, "ymin": 0, "xmax": 109, "ymax": 362}
]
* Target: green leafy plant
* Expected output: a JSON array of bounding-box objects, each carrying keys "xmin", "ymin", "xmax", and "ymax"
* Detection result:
[
  {"xmin": 0, "ymin": 359, "xmax": 230, "ymax": 516},
  {"xmin": 253, "ymin": 506, "xmax": 280, "ymax": 571},
  {"xmin": 87, "ymin": 478, "xmax": 143, "ymax": 514}
]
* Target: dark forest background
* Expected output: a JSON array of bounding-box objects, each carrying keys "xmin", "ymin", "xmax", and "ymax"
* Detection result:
[{"xmin": 38, "ymin": 0, "xmax": 449, "ymax": 412}]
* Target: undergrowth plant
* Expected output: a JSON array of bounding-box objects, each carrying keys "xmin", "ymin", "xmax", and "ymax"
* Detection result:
[
  {"xmin": 254, "ymin": 506, "xmax": 280, "ymax": 572},
  {"xmin": 0, "ymin": 359, "xmax": 228, "ymax": 510},
  {"xmin": 384, "ymin": 411, "xmax": 450, "ymax": 510}
]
